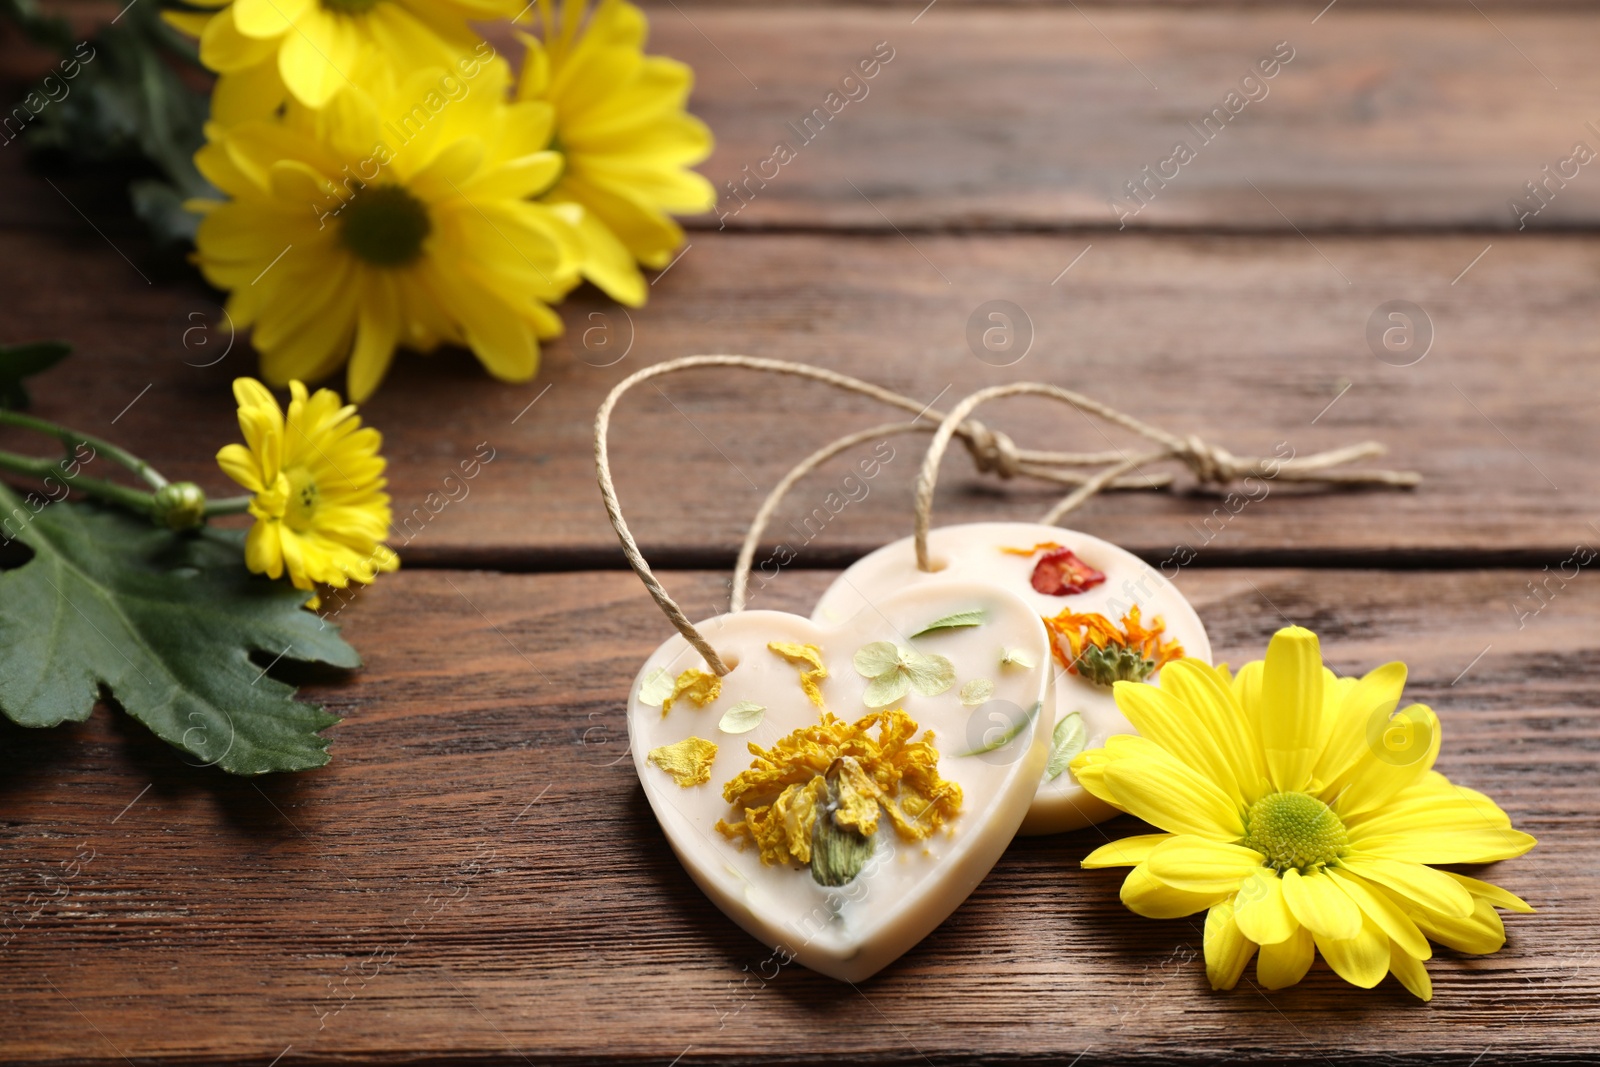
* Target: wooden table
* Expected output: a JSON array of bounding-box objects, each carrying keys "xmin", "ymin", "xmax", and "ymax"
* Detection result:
[{"xmin": 4, "ymin": 2, "xmax": 1598, "ymax": 1063}]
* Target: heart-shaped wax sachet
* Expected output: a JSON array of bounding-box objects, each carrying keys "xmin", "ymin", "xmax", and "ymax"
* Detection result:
[
  {"xmin": 812, "ymin": 522, "xmax": 1211, "ymax": 835},
  {"xmin": 630, "ymin": 580, "xmax": 1054, "ymax": 982}
]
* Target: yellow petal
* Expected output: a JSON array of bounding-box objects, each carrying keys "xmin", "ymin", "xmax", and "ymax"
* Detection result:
[
  {"xmin": 647, "ymin": 736, "xmax": 717, "ymax": 787},
  {"xmin": 215, "ymin": 442, "xmax": 265, "ymax": 493},
  {"xmin": 1312, "ymin": 661, "xmax": 1406, "ymax": 790},
  {"xmin": 1313, "ymin": 914, "xmax": 1390, "ymax": 989},
  {"xmin": 1156, "ymin": 659, "xmax": 1267, "ymax": 803},
  {"xmin": 1146, "ymin": 836, "xmax": 1265, "ymax": 895},
  {"xmin": 1204, "ymin": 901, "xmax": 1257, "ymax": 991},
  {"xmin": 1256, "ymin": 923, "xmax": 1314, "ymax": 990},
  {"xmin": 1258, "ymin": 626, "xmax": 1324, "ymax": 793},
  {"xmin": 1340, "ymin": 856, "xmax": 1473, "ymax": 918},
  {"xmin": 1326, "ymin": 868, "xmax": 1430, "ymax": 960},
  {"xmin": 1114, "ymin": 680, "xmax": 1242, "ymax": 799},
  {"xmin": 1444, "ymin": 871, "xmax": 1534, "ymax": 914},
  {"xmin": 1281, "ymin": 868, "xmax": 1362, "ymax": 941},
  {"xmin": 346, "ymin": 273, "xmax": 401, "ymax": 403},
  {"xmin": 1103, "ymin": 753, "xmax": 1245, "ymax": 840},
  {"xmin": 1334, "ymin": 704, "xmax": 1441, "ymax": 816},
  {"xmin": 1409, "ymin": 895, "xmax": 1506, "ymax": 955},
  {"xmin": 1352, "ymin": 828, "xmax": 1536, "ymax": 865},
  {"xmin": 1387, "ymin": 941, "xmax": 1433, "ymax": 1000},
  {"xmin": 1232, "ymin": 868, "xmax": 1296, "ymax": 945},
  {"xmin": 1082, "ymin": 833, "xmax": 1174, "ymax": 869},
  {"xmin": 1120, "ymin": 864, "xmax": 1225, "ymax": 919}
]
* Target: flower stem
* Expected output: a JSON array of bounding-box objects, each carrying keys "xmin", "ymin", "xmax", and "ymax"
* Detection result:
[
  {"xmin": 0, "ymin": 447, "xmax": 157, "ymax": 516},
  {"xmin": 203, "ymin": 494, "xmax": 253, "ymax": 517},
  {"xmin": 0, "ymin": 409, "xmax": 170, "ymax": 489}
]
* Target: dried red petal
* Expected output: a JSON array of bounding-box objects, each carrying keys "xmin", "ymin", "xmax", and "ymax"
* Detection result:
[{"xmin": 1030, "ymin": 547, "xmax": 1107, "ymax": 596}]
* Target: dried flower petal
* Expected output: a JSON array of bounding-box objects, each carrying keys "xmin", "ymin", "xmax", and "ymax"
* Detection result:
[
  {"xmin": 662, "ymin": 668, "xmax": 721, "ymax": 716},
  {"xmin": 719, "ymin": 701, "xmax": 766, "ymax": 734},
  {"xmin": 648, "ymin": 736, "xmax": 718, "ymax": 786},
  {"xmin": 715, "ymin": 709, "xmax": 963, "ymax": 875},
  {"xmin": 960, "ymin": 678, "xmax": 995, "ymax": 706},
  {"xmin": 637, "ymin": 667, "xmax": 675, "ymax": 708},
  {"xmin": 1044, "ymin": 605, "xmax": 1183, "ymax": 686},
  {"xmin": 768, "ymin": 641, "xmax": 829, "ymax": 709}
]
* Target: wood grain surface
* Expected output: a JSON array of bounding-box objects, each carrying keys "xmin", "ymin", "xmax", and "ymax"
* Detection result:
[
  {"xmin": 1, "ymin": 569, "xmax": 1593, "ymax": 1066},
  {"xmin": 3, "ymin": 0, "xmax": 1599, "ymax": 1063},
  {"xmin": 5, "ymin": 224, "xmax": 1594, "ymax": 564}
]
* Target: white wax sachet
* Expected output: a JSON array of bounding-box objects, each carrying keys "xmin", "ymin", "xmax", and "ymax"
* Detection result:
[
  {"xmin": 812, "ymin": 522, "xmax": 1211, "ymax": 835},
  {"xmin": 630, "ymin": 581, "xmax": 1053, "ymax": 982}
]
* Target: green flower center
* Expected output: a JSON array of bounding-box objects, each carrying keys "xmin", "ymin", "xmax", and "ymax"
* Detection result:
[
  {"xmin": 283, "ymin": 467, "xmax": 321, "ymax": 532},
  {"xmin": 322, "ymin": 0, "xmax": 380, "ymax": 14},
  {"xmin": 339, "ymin": 185, "xmax": 430, "ymax": 267},
  {"xmin": 1241, "ymin": 791, "xmax": 1348, "ymax": 874}
]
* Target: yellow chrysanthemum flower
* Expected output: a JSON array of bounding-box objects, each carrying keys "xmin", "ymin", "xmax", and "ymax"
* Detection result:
[
  {"xmin": 217, "ymin": 377, "xmax": 398, "ymax": 607},
  {"xmin": 166, "ymin": 0, "xmax": 521, "ymax": 109},
  {"xmin": 517, "ymin": 0, "xmax": 715, "ymax": 305},
  {"xmin": 191, "ymin": 62, "xmax": 581, "ymax": 400},
  {"xmin": 1072, "ymin": 626, "xmax": 1535, "ymax": 1001}
]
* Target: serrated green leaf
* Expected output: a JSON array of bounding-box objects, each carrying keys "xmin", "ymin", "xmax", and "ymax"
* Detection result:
[
  {"xmin": 958, "ymin": 701, "xmax": 1041, "ymax": 757},
  {"xmin": 909, "ymin": 608, "xmax": 986, "ymax": 638},
  {"xmin": 0, "ymin": 340, "xmax": 70, "ymax": 409},
  {"xmin": 636, "ymin": 666, "xmax": 673, "ymax": 707},
  {"xmin": 1046, "ymin": 710, "xmax": 1088, "ymax": 781},
  {"xmin": 959, "ymin": 678, "xmax": 994, "ymax": 706},
  {"xmin": 718, "ymin": 701, "xmax": 766, "ymax": 734},
  {"xmin": 0, "ymin": 484, "xmax": 361, "ymax": 774}
]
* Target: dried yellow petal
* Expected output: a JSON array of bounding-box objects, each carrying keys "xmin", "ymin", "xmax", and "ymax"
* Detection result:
[
  {"xmin": 661, "ymin": 668, "xmax": 721, "ymax": 716},
  {"xmin": 832, "ymin": 756, "xmax": 882, "ymax": 835},
  {"xmin": 768, "ymin": 641, "xmax": 829, "ymax": 709},
  {"xmin": 648, "ymin": 737, "xmax": 719, "ymax": 787},
  {"xmin": 717, "ymin": 708, "xmax": 962, "ymax": 871}
]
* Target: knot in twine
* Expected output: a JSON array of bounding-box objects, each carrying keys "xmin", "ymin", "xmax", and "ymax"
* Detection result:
[
  {"xmin": 1176, "ymin": 434, "xmax": 1244, "ymax": 485},
  {"xmin": 960, "ymin": 419, "xmax": 1021, "ymax": 479},
  {"xmin": 594, "ymin": 357, "xmax": 1422, "ymax": 675}
]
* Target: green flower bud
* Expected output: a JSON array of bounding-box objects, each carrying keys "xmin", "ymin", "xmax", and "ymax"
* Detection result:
[{"xmin": 152, "ymin": 482, "xmax": 208, "ymax": 531}]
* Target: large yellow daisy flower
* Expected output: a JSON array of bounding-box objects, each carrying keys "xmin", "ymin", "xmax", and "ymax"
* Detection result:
[
  {"xmin": 192, "ymin": 63, "xmax": 580, "ymax": 400},
  {"xmin": 517, "ymin": 0, "xmax": 715, "ymax": 306},
  {"xmin": 216, "ymin": 378, "xmax": 398, "ymax": 607},
  {"xmin": 1072, "ymin": 626, "xmax": 1535, "ymax": 1000},
  {"xmin": 166, "ymin": 0, "xmax": 521, "ymax": 109}
]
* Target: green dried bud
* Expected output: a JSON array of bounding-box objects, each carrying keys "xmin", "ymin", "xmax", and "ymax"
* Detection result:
[
  {"xmin": 810, "ymin": 759, "xmax": 876, "ymax": 887},
  {"xmin": 152, "ymin": 482, "xmax": 207, "ymax": 531},
  {"xmin": 1077, "ymin": 643, "xmax": 1156, "ymax": 687}
]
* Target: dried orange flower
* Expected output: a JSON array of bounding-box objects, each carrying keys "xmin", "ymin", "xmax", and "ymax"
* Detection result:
[
  {"xmin": 1045, "ymin": 604, "xmax": 1183, "ymax": 686},
  {"xmin": 715, "ymin": 709, "xmax": 963, "ymax": 883}
]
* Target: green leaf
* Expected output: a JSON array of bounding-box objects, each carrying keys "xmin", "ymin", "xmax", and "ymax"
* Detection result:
[
  {"xmin": 718, "ymin": 700, "xmax": 766, "ymax": 734},
  {"xmin": 0, "ymin": 340, "xmax": 70, "ymax": 409},
  {"xmin": 959, "ymin": 702, "xmax": 1041, "ymax": 757},
  {"xmin": 904, "ymin": 651, "xmax": 955, "ymax": 698},
  {"xmin": 1046, "ymin": 710, "xmax": 1088, "ymax": 781},
  {"xmin": 0, "ymin": 484, "xmax": 361, "ymax": 774},
  {"xmin": 852, "ymin": 641, "xmax": 901, "ymax": 677},
  {"xmin": 909, "ymin": 608, "xmax": 986, "ymax": 638}
]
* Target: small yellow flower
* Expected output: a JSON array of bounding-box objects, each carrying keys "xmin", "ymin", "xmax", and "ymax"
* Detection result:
[
  {"xmin": 1072, "ymin": 626, "xmax": 1535, "ymax": 1000},
  {"xmin": 166, "ymin": 0, "xmax": 522, "ymax": 109},
  {"xmin": 517, "ymin": 0, "xmax": 715, "ymax": 306},
  {"xmin": 191, "ymin": 63, "xmax": 580, "ymax": 400},
  {"xmin": 217, "ymin": 378, "xmax": 398, "ymax": 607}
]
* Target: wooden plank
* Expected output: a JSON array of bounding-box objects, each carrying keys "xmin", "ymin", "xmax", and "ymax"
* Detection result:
[
  {"xmin": 0, "ymin": 566, "xmax": 1593, "ymax": 1065},
  {"xmin": 5, "ymin": 224, "xmax": 1594, "ymax": 563},
  {"xmin": 8, "ymin": 7, "xmax": 1600, "ymax": 233}
]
